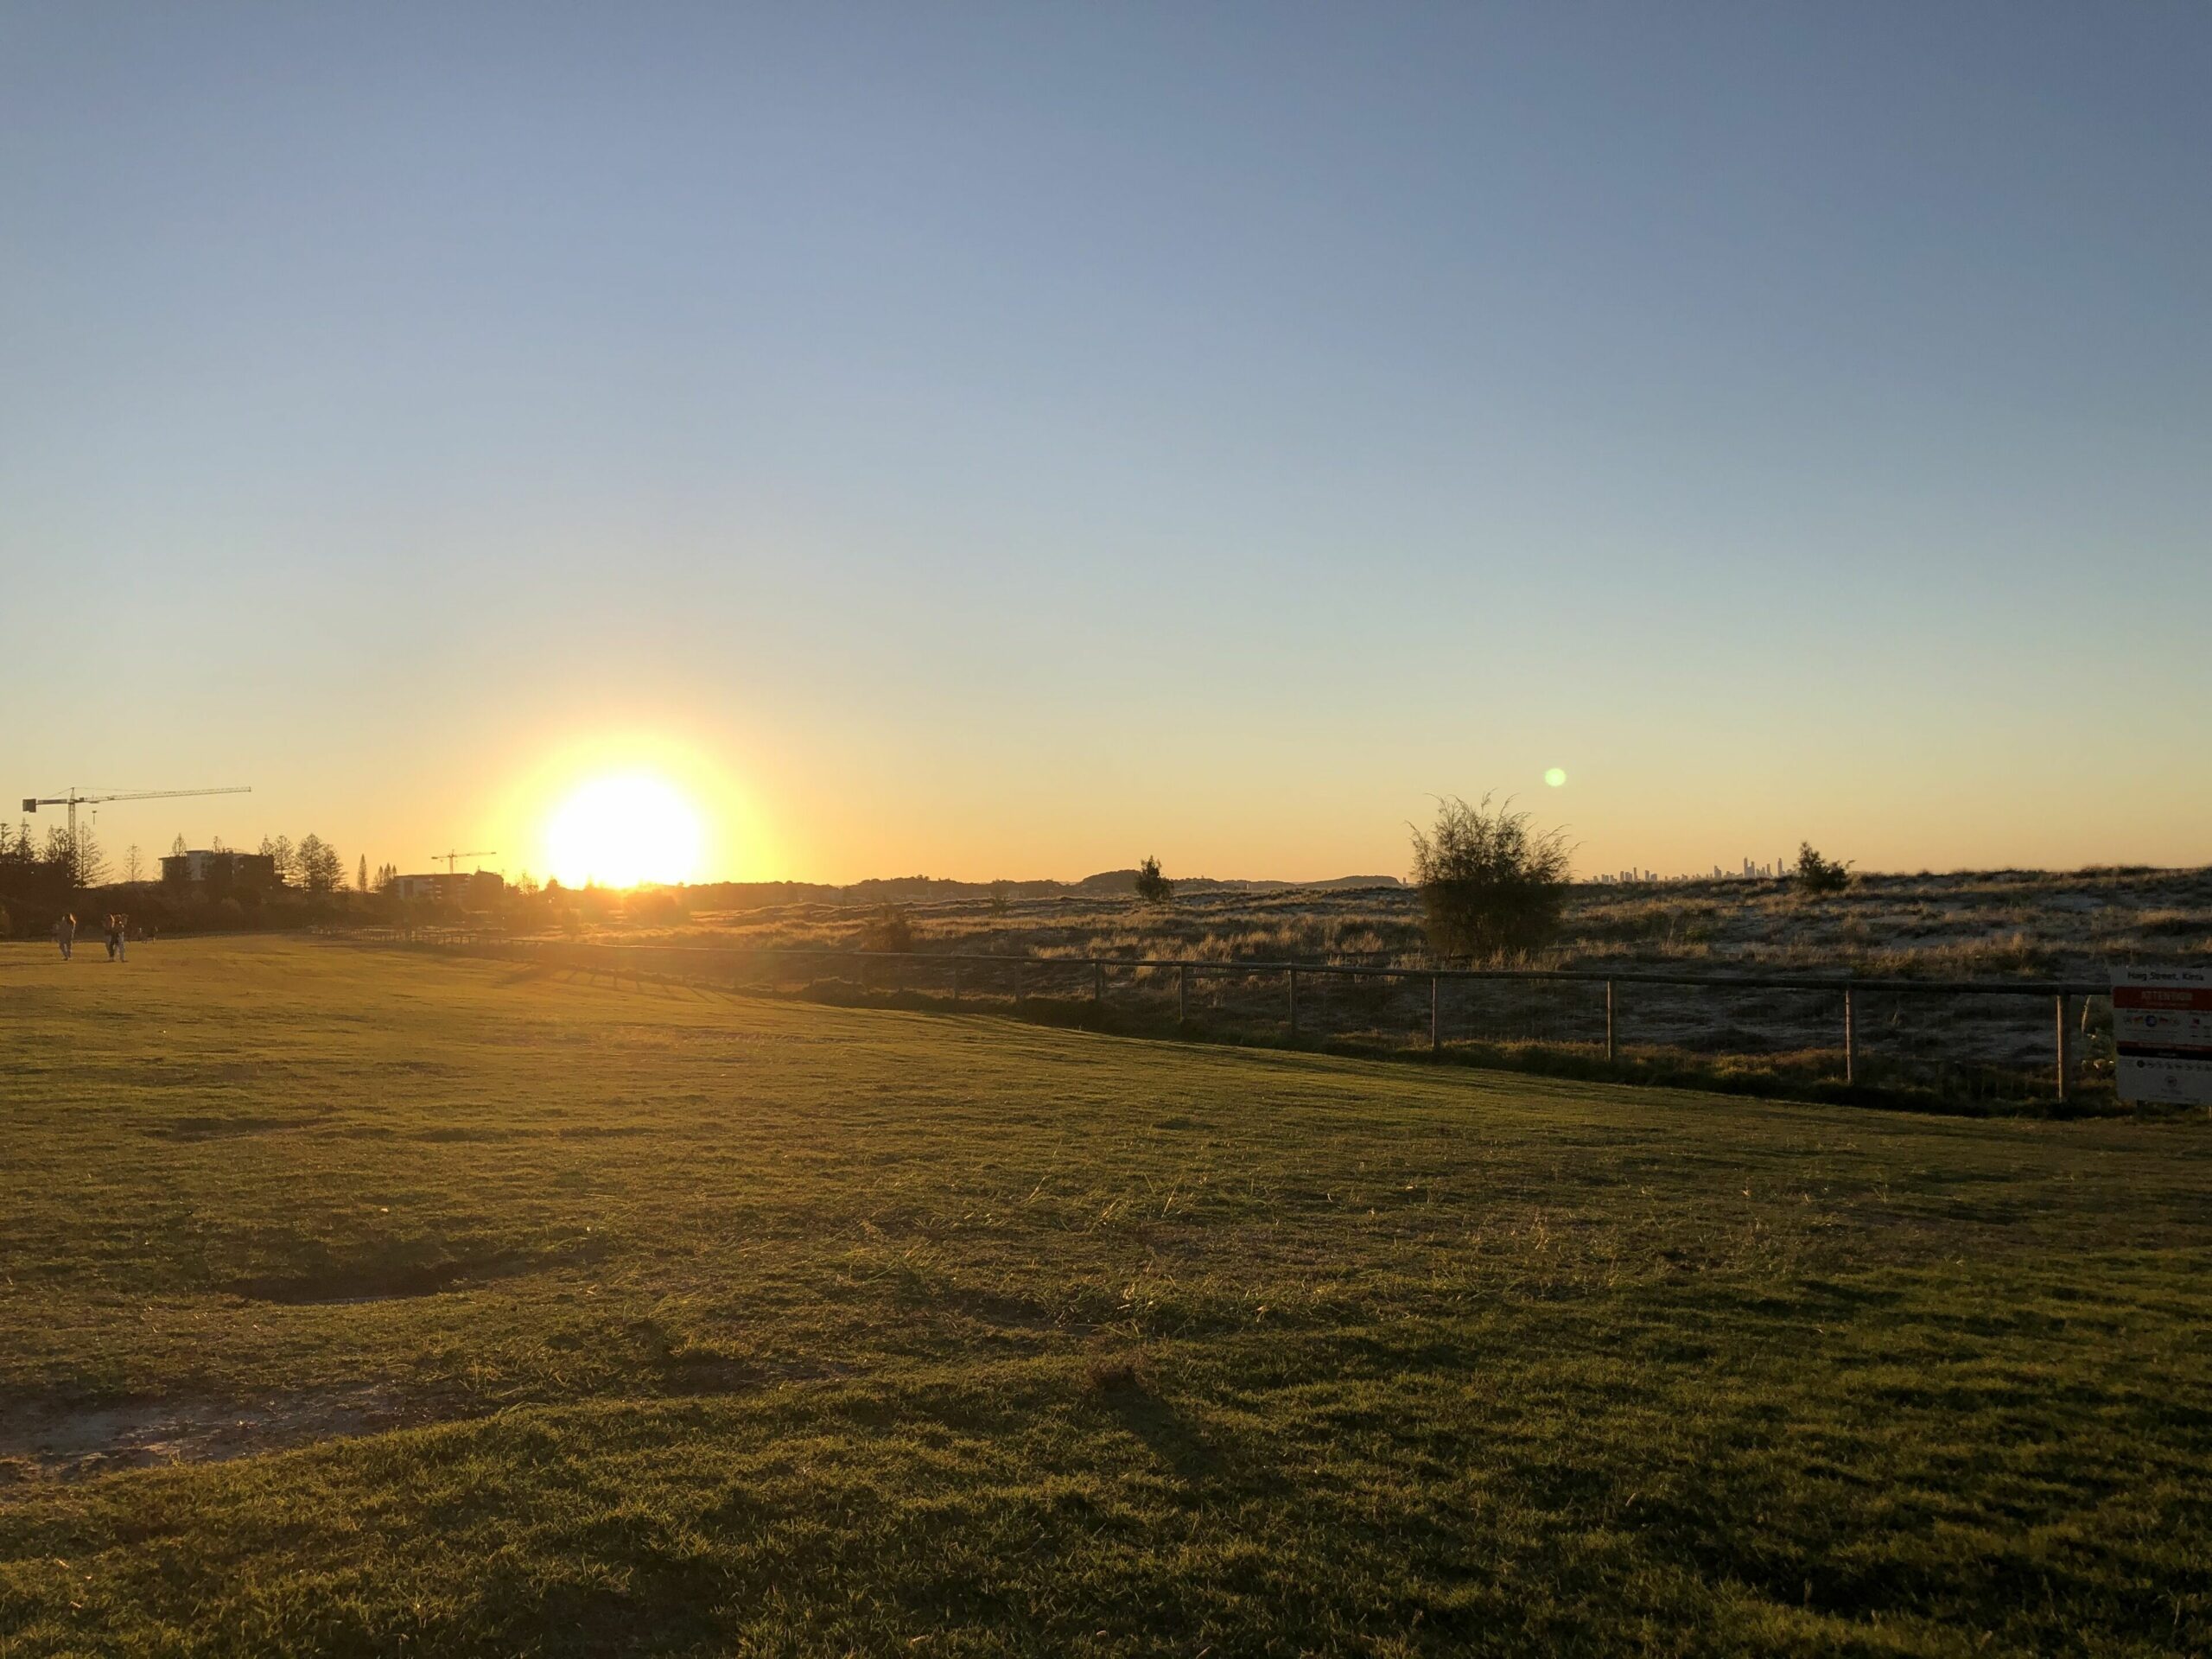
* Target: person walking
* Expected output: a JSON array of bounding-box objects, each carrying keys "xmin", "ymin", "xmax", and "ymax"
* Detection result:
[
  {"xmin": 107, "ymin": 913, "xmax": 127, "ymax": 962},
  {"xmin": 55, "ymin": 912, "xmax": 75, "ymax": 961}
]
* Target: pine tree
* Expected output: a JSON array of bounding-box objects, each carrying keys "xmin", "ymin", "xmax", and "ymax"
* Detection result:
[
  {"xmin": 358, "ymin": 855, "xmax": 369, "ymax": 892},
  {"xmin": 296, "ymin": 835, "xmax": 343, "ymax": 894},
  {"xmin": 54, "ymin": 821, "xmax": 105, "ymax": 887}
]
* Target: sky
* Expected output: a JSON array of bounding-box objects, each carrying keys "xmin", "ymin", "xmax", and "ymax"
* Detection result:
[{"xmin": 4, "ymin": 2, "xmax": 2208, "ymax": 885}]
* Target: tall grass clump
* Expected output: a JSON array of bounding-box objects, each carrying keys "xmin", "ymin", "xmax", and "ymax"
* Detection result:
[{"xmin": 1408, "ymin": 794, "xmax": 1571, "ymax": 960}]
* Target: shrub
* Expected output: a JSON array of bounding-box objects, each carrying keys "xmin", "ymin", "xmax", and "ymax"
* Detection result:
[
  {"xmin": 1408, "ymin": 794, "xmax": 1571, "ymax": 960},
  {"xmin": 1794, "ymin": 842, "xmax": 1853, "ymax": 895},
  {"xmin": 1132, "ymin": 855, "xmax": 1173, "ymax": 906},
  {"xmin": 860, "ymin": 904, "xmax": 914, "ymax": 953},
  {"xmin": 626, "ymin": 889, "xmax": 690, "ymax": 928}
]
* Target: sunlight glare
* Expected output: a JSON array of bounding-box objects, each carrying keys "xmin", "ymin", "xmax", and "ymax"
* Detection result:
[{"xmin": 545, "ymin": 773, "xmax": 706, "ymax": 887}]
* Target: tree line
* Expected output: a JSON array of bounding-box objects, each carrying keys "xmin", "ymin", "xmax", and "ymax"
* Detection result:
[
  {"xmin": 0, "ymin": 821, "xmax": 118, "ymax": 887},
  {"xmin": 0, "ymin": 820, "xmax": 379, "ymax": 895}
]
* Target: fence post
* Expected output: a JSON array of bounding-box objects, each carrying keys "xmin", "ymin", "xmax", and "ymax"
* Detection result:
[
  {"xmin": 1014, "ymin": 959, "xmax": 1026, "ymax": 1005},
  {"xmin": 1179, "ymin": 964, "xmax": 1190, "ymax": 1027},
  {"xmin": 1288, "ymin": 968, "xmax": 1299, "ymax": 1037},
  {"xmin": 1844, "ymin": 988, "xmax": 1858, "ymax": 1085},
  {"xmin": 2056, "ymin": 993, "xmax": 2070, "ymax": 1102},
  {"xmin": 1605, "ymin": 980, "xmax": 1617, "ymax": 1062},
  {"xmin": 1094, "ymin": 961, "xmax": 1104, "ymax": 1005},
  {"xmin": 1430, "ymin": 975, "xmax": 1440, "ymax": 1054}
]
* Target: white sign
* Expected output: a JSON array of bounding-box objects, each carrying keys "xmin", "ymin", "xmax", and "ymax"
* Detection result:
[{"xmin": 2113, "ymin": 966, "xmax": 2212, "ymax": 1107}]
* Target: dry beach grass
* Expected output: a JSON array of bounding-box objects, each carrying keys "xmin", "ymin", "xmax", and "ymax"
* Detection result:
[{"xmin": 542, "ymin": 868, "xmax": 2212, "ymax": 1101}]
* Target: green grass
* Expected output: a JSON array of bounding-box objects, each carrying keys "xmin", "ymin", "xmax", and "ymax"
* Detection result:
[{"xmin": 1, "ymin": 937, "xmax": 2208, "ymax": 1656}]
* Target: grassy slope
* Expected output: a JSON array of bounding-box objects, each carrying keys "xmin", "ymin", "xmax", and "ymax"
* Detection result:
[{"xmin": 0, "ymin": 938, "xmax": 2207, "ymax": 1656}]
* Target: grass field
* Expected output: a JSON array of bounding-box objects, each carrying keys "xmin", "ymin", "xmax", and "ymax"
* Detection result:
[{"xmin": 2, "ymin": 937, "xmax": 2209, "ymax": 1656}]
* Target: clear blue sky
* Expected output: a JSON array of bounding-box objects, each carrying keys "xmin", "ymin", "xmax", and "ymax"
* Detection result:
[{"xmin": 4, "ymin": 3, "xmax": 2207, "ymax": 882}]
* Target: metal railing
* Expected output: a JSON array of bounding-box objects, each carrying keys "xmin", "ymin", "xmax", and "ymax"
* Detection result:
[{"xmin": 346, "ymin": 929, "xmax": 2112, "ymax": 1103}]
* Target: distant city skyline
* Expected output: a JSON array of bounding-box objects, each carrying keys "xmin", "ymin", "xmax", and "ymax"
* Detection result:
[{"xmin": 6, "ymin": 3, "xmax": 2209, "ymax": 884}]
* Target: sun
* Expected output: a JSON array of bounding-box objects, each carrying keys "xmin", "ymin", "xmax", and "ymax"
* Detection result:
[{"xmin": 544, "ymin": 772, "xmax": 706, "ymax": 887}]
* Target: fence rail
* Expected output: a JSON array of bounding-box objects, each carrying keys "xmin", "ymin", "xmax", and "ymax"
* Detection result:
[{"xmin": 341, "ymin": 929, "xmax": 2115, "ymax": 1105}]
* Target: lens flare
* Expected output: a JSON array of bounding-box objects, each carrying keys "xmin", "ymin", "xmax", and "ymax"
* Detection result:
[{"xmin": 545, "ymin": 772, "xmax": 705, "ymax": 887}]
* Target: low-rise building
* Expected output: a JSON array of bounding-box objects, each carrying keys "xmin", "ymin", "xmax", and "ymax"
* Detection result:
[
  {"xmin": 389, "ymin": 870, "xmax": 505, "ymax": 906},
  {"xmin": 160, "ymin": 850, "xmax": 280, "ymax": 889}
]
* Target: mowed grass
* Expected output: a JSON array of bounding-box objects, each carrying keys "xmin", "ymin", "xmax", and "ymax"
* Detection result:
[{"xmin": 1, "ymin": 938, "xmax": 2208, "ymax": 1656}]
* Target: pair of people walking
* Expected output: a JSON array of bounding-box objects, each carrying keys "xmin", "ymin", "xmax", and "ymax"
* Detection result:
[{"xmin": 52, "ymin": 912, "xmax": 127, "ymax": 962}]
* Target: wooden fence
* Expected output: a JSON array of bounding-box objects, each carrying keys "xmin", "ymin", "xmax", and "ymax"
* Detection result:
[{"xmin": 337, "ymin": 929, "xmax": 2113, "ymax": 1104}]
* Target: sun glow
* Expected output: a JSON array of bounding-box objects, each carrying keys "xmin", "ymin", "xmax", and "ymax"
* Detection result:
[{"xmin": 544, "ymin": 772, "xmax": 706, "ymax": 888}]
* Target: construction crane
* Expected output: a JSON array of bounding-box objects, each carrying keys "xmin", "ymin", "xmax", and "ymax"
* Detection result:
[
  {"xmin": 21, "ymin": 785, "xmax": 253, "ymax": 861},
  {"xmin": 432, "ymin": 849, "xmax": 497, "ymax": 874}
]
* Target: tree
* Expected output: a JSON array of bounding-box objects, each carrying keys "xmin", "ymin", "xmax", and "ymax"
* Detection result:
[
  {"xmin": 859, "ymin": 904, "xmax": 913, "ymax": 953},
  {"xmin": 269, "ymin": 835, "xmax": 296, "ymax": 884},
  {"xmin": 124, "ymin": 844, "xmax": 144, "ymax": 884},
  {"xmin": 1793, "ymin": 842, "xmax": 1852, "ymax": 895},
  {"xmin": 73, "ymin": 823, "xmax": 107, "ymax": 887},
  {"xmin": 1408, "ymin": 794, "xmax": 1571, "ymax": 961},
  {"xmin": 988, "ymin": 881, "xmax": 1011, "ymax": 916},
  {"xmin": 171, "ymin": 833, "xmax": 187, "ymax": 857},
  {"xmin": 1132, "ymin": 855, "xmax": 1173, "ymax": 906},
  {"xmin": 296, "ymin": 835, "xmax": 343, "ymax": 895},
  {"xmin": 357, "ymin": 855, "xmax": 369, "ymax": 893},
  {"xmin": 41, "ymin": 823, "xmax": 105, "ymax": 888}
]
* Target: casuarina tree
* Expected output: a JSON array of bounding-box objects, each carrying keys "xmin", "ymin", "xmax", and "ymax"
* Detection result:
[{"xmin": 1408, "ymin": 794, "xmax": 1571, "ymax": 961}]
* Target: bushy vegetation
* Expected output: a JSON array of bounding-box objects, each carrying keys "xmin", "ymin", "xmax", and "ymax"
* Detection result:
[
  {"xmin": 1795, "ymin": 842, "xmax": 1853, "ymax": 895},
  {"xmin": 1131, "ymin": 855, "xmax": 1173, "ymax": 906},
  {"xmin": 1408, "ymin": 794, "xmax": 1571, "ymax": 960},
  {"xmin": 859, "ymin": 902, "xmax": 915, "ymax": 952}
]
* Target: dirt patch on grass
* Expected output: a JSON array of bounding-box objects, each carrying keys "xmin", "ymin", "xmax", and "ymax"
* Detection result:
[
  {"xmin": 225, "ymin": 1236, "xmax": 603, "ymax": 1305},
  {"xmin": 142, "ymin": 1112, "xmax": 330, "ymax": 1141},
  {"xmin": 228, "ymin": 1257, "xmax": 515, "ymax": 1304},
  {"xmin": 0, "ymin": 1386, "xmax": 439, "ymax": 1485}
]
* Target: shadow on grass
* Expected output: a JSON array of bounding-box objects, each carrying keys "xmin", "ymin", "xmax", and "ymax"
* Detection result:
[{"xmin": 1101, "ymin": 1387, "xmax": 1229, "ymax": 1489}]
